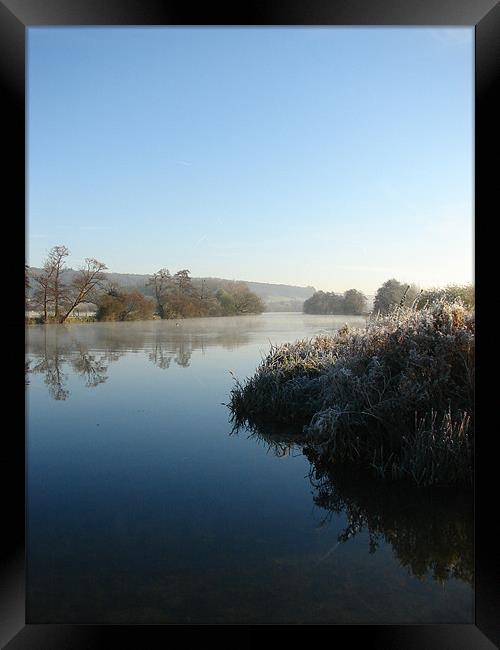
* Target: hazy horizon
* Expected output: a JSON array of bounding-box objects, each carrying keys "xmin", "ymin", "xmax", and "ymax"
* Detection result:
[
  {"xmin": 26, "ymin": 261, "xmax": 474, "ymax": 297},
  {"xmin": 28, "ymin": 27, "xmax": 473, "ymax": 295}
]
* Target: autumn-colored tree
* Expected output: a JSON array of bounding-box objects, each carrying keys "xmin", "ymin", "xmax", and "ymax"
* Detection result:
[
  {"xmin": 97, "ymin": 288, "xmax": 155, "ymax": 321},
  {"xmin": 218, "ymin": 281, "xmax": 265, "ymax": 315},
  {"xmin": 230, "ymin": 284, "xmax": 265, "ymax": 314},
  {"xmin": 215, "ymin": 288, "xmax": 238, "ymax": 315}
]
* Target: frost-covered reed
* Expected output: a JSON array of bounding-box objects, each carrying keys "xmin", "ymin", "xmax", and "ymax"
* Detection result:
[{"xmin": 229, "ymin": 299, "xmax": 474, "ymax": 486}]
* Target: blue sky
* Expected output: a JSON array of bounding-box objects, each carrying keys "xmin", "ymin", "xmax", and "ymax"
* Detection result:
[{"xmin": 28, "ymin": 27, "xmax": 473, "ymax": 293}]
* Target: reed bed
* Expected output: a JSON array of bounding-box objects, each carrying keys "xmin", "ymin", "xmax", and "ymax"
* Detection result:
[{"xmin": 229, "ymin": 299, "xmax": 474, "ymax": 486}]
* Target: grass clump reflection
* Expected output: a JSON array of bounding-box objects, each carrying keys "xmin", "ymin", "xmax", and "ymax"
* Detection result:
[
  {"xmin": 308, "ymin": 447, "xmax": 473, "ymax": 586},
  {"xmin": 229, "ymin": 300, "xmax": 474, "ymax": 487},
  {"xmin": 241, "ymin": 426, "xmax": 473, "ymax": 587}
]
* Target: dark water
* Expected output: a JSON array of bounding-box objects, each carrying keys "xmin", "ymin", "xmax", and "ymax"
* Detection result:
[{"xmin": 26, "ymin": 313, "xmax": 474, "ymax": 624}]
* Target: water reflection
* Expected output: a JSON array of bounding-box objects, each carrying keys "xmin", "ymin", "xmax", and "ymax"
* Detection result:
[
  {"xmin": 27, "ymin": 320, "xmax": 473, "ymax": 589},
  {"xmin": 244, "ymin": 427, "xmax": 473, "ymax": 587},
  {"xmin": 30, "ymin": 351, "xmax": 70, "ymax": 401},
  {"xmin": 27, "ymin": 314, "xmax": 472, "ymax": 623},
  {"xmin": 26, "ymin": 317, "xmax": 262, "ymax": 398},
  {"xmin": 148, "ymin": 339, "xmax": 174, "ymax": 369},
  {"xmin": 27, "ymin": 332, "xmax": 119, "ymax": 400},
  {"xmin": 147, "ymin": 336, "xmax": 193, "ymax": 368}
]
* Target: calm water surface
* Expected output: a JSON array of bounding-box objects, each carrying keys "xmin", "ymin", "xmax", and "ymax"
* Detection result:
[{"xmin": 26, "ymin": 313, "xmax": 473, "ymax": 624}]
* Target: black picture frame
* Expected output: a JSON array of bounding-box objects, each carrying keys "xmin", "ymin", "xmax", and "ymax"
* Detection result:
[{"xmin": 2, "ymin": 1, "xmax": 498, "ymax": 646}]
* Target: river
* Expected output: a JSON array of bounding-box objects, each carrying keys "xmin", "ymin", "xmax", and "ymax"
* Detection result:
[{"xmin": 26, "ymin": 313, "xmax": 473, "ymax": 624}]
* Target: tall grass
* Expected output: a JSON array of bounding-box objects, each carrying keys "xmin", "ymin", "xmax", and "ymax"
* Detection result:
[{"xmin": 229, "ymin": 299, "xmax": 474, "ymax": 486}]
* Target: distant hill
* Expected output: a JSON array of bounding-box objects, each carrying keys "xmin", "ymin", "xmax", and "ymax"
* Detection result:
[
  {"xmin": 27, "ymin": 268, "xmax": 316, "ymax": 310},
  {"xmin": 200, "ymin": 277, "xmax": 316, "ymax": 306}
]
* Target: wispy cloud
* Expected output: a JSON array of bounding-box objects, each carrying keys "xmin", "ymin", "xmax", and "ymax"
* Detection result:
[
  {"xmin": 428, "ymin": 28, "xmax": 473, "ymax": 47},
  {"xmin": 193, "ymin": 234, "xmax": 208, "ymax": 248},
  {"xmin": 175, "ymin": 160, "xmax": 192, "ymax": 166}
]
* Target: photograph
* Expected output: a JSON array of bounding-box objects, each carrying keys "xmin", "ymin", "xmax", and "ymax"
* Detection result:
[
  {"xmin": 23, "ymin": 24, "xmax": 477, "ymax": 626},
  {"xmin": 0, "ymin": 0, "xmax": 496, "ymax": 643}
]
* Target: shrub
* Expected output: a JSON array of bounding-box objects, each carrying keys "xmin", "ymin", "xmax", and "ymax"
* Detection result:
[
  {"xmin": 97, "ymin": 290, "xmax": 155, "ymax": 321},
  {"xmin": 229, "ymin": 299, "xmax": 474, "ymax": 486}
]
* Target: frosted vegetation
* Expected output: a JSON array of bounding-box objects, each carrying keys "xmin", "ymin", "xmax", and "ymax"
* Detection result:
[{"xmin": 229, "ymin": 299, "xmax": 474, "ymax": 487}]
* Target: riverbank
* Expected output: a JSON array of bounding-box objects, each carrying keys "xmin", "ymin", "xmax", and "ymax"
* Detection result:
[
  {"xmin": 229, "ymin": 300, "xmax": 474, "ymax": 487},
  {"xmin": 25, "ymin": 315, "xmax": 97, "ymax": 325},
  {"xmin": 25, "ymin": 311, "xmax": 264, "ymax": 325}
]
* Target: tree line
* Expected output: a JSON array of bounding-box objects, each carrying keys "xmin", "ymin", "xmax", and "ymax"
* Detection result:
[
  {"xmin": 303, "ymin": 289, "xmax": 367, "ymax": 315},
  {"xmin": 26, "ymin": 245, "xmax": 265, "ymax": 323},
  {"xmin": 373, "ymin": 278, "xmax": 474, "ymax": 314},
  {"xmin": 303, "ymin": 279, "xmax": 474, "ymax": 316}
]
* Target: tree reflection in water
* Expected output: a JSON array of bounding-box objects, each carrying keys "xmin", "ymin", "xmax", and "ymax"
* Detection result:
[
  {"xmin": 26, "ymin": 319, "xmax": 258, "ymax": 395},
  {"xmin": 26, "ymin": 319, "xmax": 472, "ymax": 603},
  {"xmin": 147, "ymin": 337, "xmax": 194, "ymax": 369},
  {"xmin": 240, "ymin": 425, "xmax": 473, "ymax": 587},
  {"xmin": 27, "ymin": 329, "xmax": 119, "ymax": 400},
  {"xmin": 30, "ymin": 350, "xmax": 70, "ymax": 401},
  {"xmin": 70, "ymin": 348, "xmax": 109, "ymax": 388},
  {"xmin": 148, "ymin": 343, "xmax": 172, "ymax": 369}
]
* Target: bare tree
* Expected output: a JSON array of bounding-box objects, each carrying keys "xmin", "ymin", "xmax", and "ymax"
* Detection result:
[
  {"xmin": 31, "ymin": 271, "xmax": 50, "ymax": 322},
  {"xmin": 47, "ymin": 245, "xmax": 70, "ymax": 321},
  {"xmin": 103, "ymin": 280, "xmax": 122, "ymax": 298},
  {"xmin": 173, "ymin": 269, "xmax": 192, "ymax": 294},
  {"xmin": 31, "ymin": 262, "xmax": 55, "ymax": 323},
  {"xmin": 146, "ymin": 268, "xmax": 172, "ymax": 318},
  {"xmin": 30, "ymin": 245, "xmax": 70, "ymax": 322},
  {"xmin": 59, "ymin": 258, "xmax": 107, "ymax": 323},
  {"xmin": 199, "ymin": 278, "xmax": 206, "ymax": 301}
]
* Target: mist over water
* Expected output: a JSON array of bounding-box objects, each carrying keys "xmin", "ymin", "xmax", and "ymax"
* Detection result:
[{"xmin": 26, "ymin": 313, "xmax": 473, "ymax": 624}]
